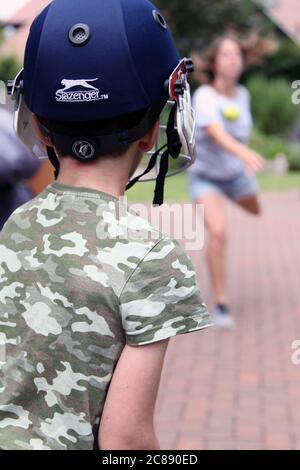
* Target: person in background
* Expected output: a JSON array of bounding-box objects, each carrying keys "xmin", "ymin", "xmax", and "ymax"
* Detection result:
[
  {"xmin": 189, "ymin": 33, "xmax": 276, "ymax": 328},
  {"xmin": 0, "ymin": 106, "xmax": 41, "ymax": 229}
]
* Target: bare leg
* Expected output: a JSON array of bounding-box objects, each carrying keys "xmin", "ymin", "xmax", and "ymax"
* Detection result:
[
  {"xmin": 235, "ymin": 193, "xmax": 261, "ymax": 215},
  {"xmin": 196, "ymin": 192, "xmax": 227, "ymax": 305}
]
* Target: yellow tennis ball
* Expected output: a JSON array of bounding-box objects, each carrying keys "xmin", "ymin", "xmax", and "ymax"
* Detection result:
[{"xmin": 222, "ymin": 105, "xmax": 240, "ymax": 122}]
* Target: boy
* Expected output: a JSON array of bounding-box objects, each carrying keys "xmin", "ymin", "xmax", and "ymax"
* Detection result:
[{"xmin": 0, "ymin": 0, "xmax": 212, "ymax": 450}]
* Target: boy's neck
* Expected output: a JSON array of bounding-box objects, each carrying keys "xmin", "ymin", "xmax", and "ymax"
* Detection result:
[
  {"xmin": 57, "ymin": 174, "xmax": 124, "ymax": 198},
  {"xmin": 55, "ymin": 152, "xmax": 140, "ymax": 198}
]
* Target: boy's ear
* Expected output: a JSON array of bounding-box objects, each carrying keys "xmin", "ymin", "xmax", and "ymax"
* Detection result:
[
  {"xmin": 32, "ymin": 115, "xmax": 53, "ymax": 147},
  {"xmin": 138, "ymin": 119, "xmax": 160, "ymax": 153}
]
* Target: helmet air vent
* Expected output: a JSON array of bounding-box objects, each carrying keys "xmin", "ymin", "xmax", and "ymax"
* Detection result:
[{"xmin": 68, "ymin": 23, "xmax": 91, "ymax": 47}]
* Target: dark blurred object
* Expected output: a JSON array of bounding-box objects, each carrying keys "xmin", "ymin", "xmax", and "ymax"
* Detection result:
[
  {"xmin": 260, "ymin": 39, "xmax": 300, "ymax": 81},
  {"xmin": 156, "ymin": 1, "xmax": 300, "ymax": 86},
  {"xmin": 155, "ymin": 0, "xmax": 266, "ymax": 54},
  {"xmin": 0, "ymin": 107, "xmax": 41, "ymax": 229}
]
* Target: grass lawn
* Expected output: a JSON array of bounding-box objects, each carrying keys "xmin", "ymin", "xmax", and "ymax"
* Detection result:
[{"xmin": 127, "ymin": 171, "xmax": 300, "ymax": 204}]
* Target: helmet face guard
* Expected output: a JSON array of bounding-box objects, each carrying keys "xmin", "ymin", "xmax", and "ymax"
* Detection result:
[
  {"xmin": 135, "ymin": 58, "xmax": 196, "ymax": 183},
  {"xmin": 8, "ymin": 58, "xmax": 196, "ymax": 206},
  {"xmin": 8, "ymin": 69, "xmax": 47, "ymax": 159},
  {"xmin": 169, "ymin": 58, "xmax": 196, "ymax": 160}
]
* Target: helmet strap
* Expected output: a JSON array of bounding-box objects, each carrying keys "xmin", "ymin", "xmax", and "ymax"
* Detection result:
[
  {"xmin": 126, "ymin": 102, "xmax": 181, "ymax": 206},
  {"xmin": 47, "ymin": 147, "xmax": 60, "ymax": 179}
]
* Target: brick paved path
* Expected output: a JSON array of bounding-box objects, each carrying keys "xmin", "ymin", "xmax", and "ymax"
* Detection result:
[{"xmin": 154, "ymin": 190, "xmax": 300, "ymax": 450}]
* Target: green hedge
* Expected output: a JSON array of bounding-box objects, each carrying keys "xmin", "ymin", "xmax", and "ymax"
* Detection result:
[
  {"xmin": 250, "ymin": 128, "xmax": 300, "ymax": 171},
  {"xmin": 247, "ymin": 74, "xmax": 298, "ymax": 136},
  {"xmin": 285, "ymin": 145, "xmax": 300, "ymax": 171},
  {"xmin": 0, "ymin": 56, "xmax": 21, "ymax": 83},
  {"xmin": 264, "ymin": 40, "xmax": 300, "ymax": 83}
]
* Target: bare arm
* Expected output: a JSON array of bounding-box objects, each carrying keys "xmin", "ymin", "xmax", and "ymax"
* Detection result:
[
  {"xmin": 98, "ymin": 339, "xmax": 169, "ymax": 450},
  {"xmin": 206, "ymin": 122, "xmax": 265, "ymax": 173}
]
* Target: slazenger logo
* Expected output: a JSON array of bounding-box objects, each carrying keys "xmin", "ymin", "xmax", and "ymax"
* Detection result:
[{"xmin": 55, "ymin": 78, "xmax": 109, "ymax": 102}]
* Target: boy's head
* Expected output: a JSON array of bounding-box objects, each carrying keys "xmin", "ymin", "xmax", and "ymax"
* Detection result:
[
  {"xmin": 33, "ymin": 101, "xmax": 161, "ymax": 162},
  {"xmin": 32, "ymin": 107, "xmax": 160, "ymax": 184},
  {"xmin": 8, "ymin": 0, "xmax": 196, "ymax": 204}
]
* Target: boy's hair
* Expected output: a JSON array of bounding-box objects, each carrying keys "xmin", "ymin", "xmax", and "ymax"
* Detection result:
[{"xmin": 36, "ymin": 106, "xmax": 150, "ymax": 159}]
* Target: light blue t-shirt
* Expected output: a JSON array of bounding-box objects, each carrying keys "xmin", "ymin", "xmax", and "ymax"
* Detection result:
[{"xmin": 189, "ymin": 84, "xmax": 253, "ymax": 180}]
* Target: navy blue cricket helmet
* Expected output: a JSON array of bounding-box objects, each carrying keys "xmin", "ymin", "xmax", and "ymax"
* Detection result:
[
  {"xmin": 8, "ymin": 0, "xmax": 196, "ymax": 205},
  {"xmin": 24, "ymin": 0, "xmax": 180, "ymax": 120}
]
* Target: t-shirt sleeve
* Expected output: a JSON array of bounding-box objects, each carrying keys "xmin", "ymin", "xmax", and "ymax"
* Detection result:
[
  {"xmin": 193, "ymin": 86, "xmax": 223, "ymax": 129},
  {"xmin": 119, "ymin": 236, "xmax": 212, "ymax": 346},
  {"xmin": 240, "ymin": 85, "xmax": 251, "ymax": 104}
]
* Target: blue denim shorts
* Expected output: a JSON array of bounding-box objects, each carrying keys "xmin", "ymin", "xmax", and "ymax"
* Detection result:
[{"xmin": 188, "ymin": 170, "xmax": 259, "ymax": 202}]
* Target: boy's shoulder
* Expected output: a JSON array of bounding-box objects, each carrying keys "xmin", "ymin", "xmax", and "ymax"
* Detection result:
[
  {"xmin": 93, "ymin": 204, "xmax": 186, "ymax": 296},
  {"xmin": 0, "ymin": 185, "xmax": 187, "ymax": 298},
  {"xmin": 1, "ymin": 184, "xmax": 177, "ymax": 250}
]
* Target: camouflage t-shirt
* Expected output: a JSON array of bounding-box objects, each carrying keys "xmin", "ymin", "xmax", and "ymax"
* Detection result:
[{"xmin": 0, "ymin": 182, "xmax": 212, "ymax": 450}]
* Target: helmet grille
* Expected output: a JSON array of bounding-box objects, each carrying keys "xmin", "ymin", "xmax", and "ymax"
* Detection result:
[{"xmin": 74, "ymin": 29, "xmax": 86, "ymax": 41}]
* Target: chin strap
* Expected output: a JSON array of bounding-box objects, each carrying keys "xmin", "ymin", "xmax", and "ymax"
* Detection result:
[
  {"xmin": 47, "ymin": 147, "xmax": 60, "ymax": 180},
  {"xmin": 126, "ymin": 103, "xmax": 181, "ymax": 206}
]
